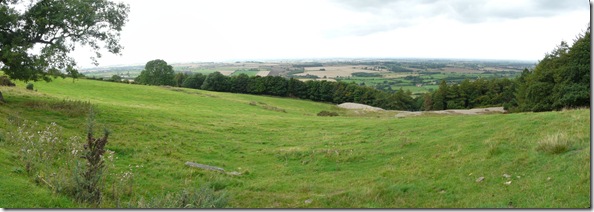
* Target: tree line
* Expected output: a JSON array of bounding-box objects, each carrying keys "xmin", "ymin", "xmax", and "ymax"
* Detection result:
[{"xmin": 133, "ymin": 27, "xmax": 589, "ymax": 113}]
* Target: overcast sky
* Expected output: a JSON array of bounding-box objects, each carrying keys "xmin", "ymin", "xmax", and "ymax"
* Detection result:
[{"xmin": 73, "ymin": 0, "xmax": 590, "ymax": 68}]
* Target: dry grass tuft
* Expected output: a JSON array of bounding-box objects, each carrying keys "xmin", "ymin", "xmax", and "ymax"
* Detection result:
[{"xmin": 536, "ymin": 132, "xmax": 571, "ymax": 154}]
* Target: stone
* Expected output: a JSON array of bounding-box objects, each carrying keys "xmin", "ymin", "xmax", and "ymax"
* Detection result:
[
  {"xmin": 503, "ymin": 173, "xmax": 511, "ymax": 178},
  {"xmin": 304, "ymin": 199, "xmax": 313, "ymax": 204},
  {"xmin": 476, "ymin": 177, "xmax": 485, "ymax": 183},
  {"xmin": 227, "ymin": 171, "xmax": 242, "ymax": 176},
  {"xmin": 185, "ymin": 161, "xmax": 225, "ymax": 172}
]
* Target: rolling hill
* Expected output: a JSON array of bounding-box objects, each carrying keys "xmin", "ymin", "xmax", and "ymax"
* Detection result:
[{"xmin": 0, "ymin": 78, "xmax": 589, "ymax": 208}]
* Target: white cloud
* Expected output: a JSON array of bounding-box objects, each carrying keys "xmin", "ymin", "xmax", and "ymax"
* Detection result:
[{"xmin": 72, "ymin": 0, "xmax": 590, "ymax": 68}]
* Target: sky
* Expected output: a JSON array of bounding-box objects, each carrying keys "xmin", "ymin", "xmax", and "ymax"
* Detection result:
[{"xmin": 72, "ymin": 0, "xmax": 591, "ymax": 68}]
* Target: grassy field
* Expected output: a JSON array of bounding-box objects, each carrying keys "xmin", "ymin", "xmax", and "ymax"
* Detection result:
[
  {"xmin": 337, "ymin": 71, "xmax": 519, "ymax": 94},
  {"xmin": 0, "ymin": 78, "xmax": 589, "ymax": 208}
]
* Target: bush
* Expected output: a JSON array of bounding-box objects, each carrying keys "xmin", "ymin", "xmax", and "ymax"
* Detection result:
[
  {"xmin": 537, "ymin": 132, "xmax": 571, "ymax": 154},
  {"xmin": 26, "ymin": 83, "xmax": 34, "ymax": 90},
  {"xmin": 317, "ymin": 111, "xmax": 339, "ymax": 117}
]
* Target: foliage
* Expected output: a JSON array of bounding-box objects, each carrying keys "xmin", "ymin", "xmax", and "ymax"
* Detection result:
[
  {"xmin": 173, "ymin": 72, "xmax": 189, "ymax": 87},
  {"xmin": 351, "ymin": 72, "xmax": 382, "ymax": 77},
  {"xmin": 513, "ymin": 27, "xmax": 590, "ymax": 112},
  {"xmin": 110, "ymin": 75, "xmax": 122, "ymax": 82},
  {"xmin": 0, "ymin": 0, "xmax": 129, "ymax": 82},
  {"xmin": 26, "ymin": 82, "xmax": 34, "ymax": 90},
  {"xmin": 201, "ymin": 71, "xmax": 229, "ymax": 92},
  {"xmin": 136, "ymin": 59, "xmax": 175, "ymax": 86},
  {"xmin": 181, "ymin": 73, "xmax": 206, "ymax": 89},
  {"xmin": 423, "ymin": 78, "xmax": 517, "ymax": 110},
  {"xmin": 188, "ymin": 72, "xmax": 418, "ymax": 111}
]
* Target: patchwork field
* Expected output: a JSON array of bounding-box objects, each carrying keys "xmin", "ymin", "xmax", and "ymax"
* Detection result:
[{"xmin": 0, "ymin": 78, "xmax": 588, "ymax": 208}]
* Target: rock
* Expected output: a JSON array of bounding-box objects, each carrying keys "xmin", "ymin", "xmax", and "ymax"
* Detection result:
[
  {"xmin": 476, "ymin": 177, "xmax": 485, "ymax": 183},
  {"xmin": 304, "ymin": 199, "xmax": 313, "ymax": 204},
  {"xmin": 227, "ymin": 171, "xmax": 242, "ymax": 176},
  {"xmin": 503, "ymin": 173, "xmax": 511, "ymax": 178},
  {"xmin": 184, "ymin": 161, "xmax": 225, "ymax": 172},
  {"xmin": 504, "ymin": 181, "xmax": 512, "ymax": 185},
  {"xmin": 547, "ymin": 177, "xmax": 551, "ymax": 181}
]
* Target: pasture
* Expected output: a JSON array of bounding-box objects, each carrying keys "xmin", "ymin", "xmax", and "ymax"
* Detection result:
[{"xmin": 0, "ymin": 77, "xmax": 588, "ymax": 208}]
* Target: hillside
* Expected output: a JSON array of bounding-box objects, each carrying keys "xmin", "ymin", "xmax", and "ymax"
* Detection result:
[{"xmin": 0, "ymin": 78, "xmax": 590, "ymax": 208}]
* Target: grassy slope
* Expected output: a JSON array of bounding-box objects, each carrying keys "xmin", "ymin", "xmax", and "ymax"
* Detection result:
[{"xmin": 0, "ymin": 78, "xmax": 590, "ymax": 208}]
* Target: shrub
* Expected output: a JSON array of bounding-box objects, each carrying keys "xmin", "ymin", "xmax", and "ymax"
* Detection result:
[
  {"xmin": 537, "ymin": 132, "xmax": 571, "ymax": 154},
  {"xmin": 317, "ymin": 111, "xmax": 339, "ymax": 117},
  {"xmin": 26, "ymin": 83, "xmax": 34, "ymax": 90}
]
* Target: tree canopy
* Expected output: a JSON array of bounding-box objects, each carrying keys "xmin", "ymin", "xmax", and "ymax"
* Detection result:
[
  {"xmin": 513, "ymin": 27, "xmax": 591, "ymax": 112},
  {"xmin": 0, "ymin": 0, "xmax": 129, "ymax": 82},
  {"xmin": 136, "ymin": 59, "xmax": 175, "ymax": 86}
]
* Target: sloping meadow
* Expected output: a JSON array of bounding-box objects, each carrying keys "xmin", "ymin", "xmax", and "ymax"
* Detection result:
[{"xmin": 0, "ymin": 78, "xmax": 589, "ymax": 208}]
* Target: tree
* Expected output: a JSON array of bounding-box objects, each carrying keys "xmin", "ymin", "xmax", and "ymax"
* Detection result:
[
  {"xmin": 173, "ymin": 72, "xmax": 189, "ymax": 87},
  {"xmin": 110, "ymin": 74, "xmax": 121, "ymax": 82},
  {"xmin": 181, "ymin": 73, "xmax": 206, "ymax": 89},
  {"xmin": 136, "ymin": 59, "xmax": 175, "ymax": 86},
  {"xmin": 0, "ymin": 0, "xmax": 129, "ymax": 82},
  {"xmin": 231, "ymin": 73, "xmax": 249, "ymax": 93},
  {"xmin": 201, "ymin": 71, "xmax": 230, "ymax": 92},
  {"xmin": 0, "ymin": 0, "xmax": 129, "ymax": 100},
  {"xmin": 514, "ymin": 27, "xmax": 590, "ymax": 111}
]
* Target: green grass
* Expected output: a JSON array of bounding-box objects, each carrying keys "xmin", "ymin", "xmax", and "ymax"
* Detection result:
[
  {"xmin": 339, "ymin": 72, "xmax": 519, "ymax": 94},
  {"xmin": 0, "ymin": 78, "xmax": 589, "ymax": 208}
]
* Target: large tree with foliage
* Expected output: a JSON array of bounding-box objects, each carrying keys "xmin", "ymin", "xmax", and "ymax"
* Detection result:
[
  {"xmin": 514, "ymin": 27, "xmax": 590, "ymax": 112},
  {"xmin": 136, "ymin": 59, "xmax": 175, "ymax": 86},
  {"xmin": 0, "ymin": 0, "xmax": 129, "ymax": 81}
]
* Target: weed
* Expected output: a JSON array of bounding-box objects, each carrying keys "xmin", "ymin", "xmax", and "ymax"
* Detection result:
[
  {"xmin": 132, "ymin": 186, "xmax": 228, "ymax": 208},
  {"xmin": 25, "ymin": 99, "xmax": 92, "ymax": 117},
  {"xmin": 317, "ymin": 111, "xmax": 339, "ymax": 117},
  {"xmin": 26, "ymin": 83, "xmax": 34, "ymax": 90},
  {"xmin": 249, "ymin": 101, "xmax": 286, "ymax": 112},
  {"xmin": 536, "ymin": 132, "xmax": 571, "ymax": 154},
  {"xmin": 5, "ymin": 120, "xmax": 82, "ymax": 199},
  {"xmin": 74, "ymin": 109, "xmax": 110, "ymax": 206}
]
